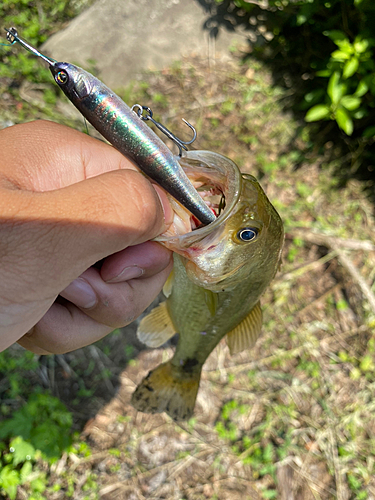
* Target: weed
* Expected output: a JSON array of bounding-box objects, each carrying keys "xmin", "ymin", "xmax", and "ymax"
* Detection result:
[{"xmin": 0, "ymin": 393, "xmax": 73, "ymax": 499}]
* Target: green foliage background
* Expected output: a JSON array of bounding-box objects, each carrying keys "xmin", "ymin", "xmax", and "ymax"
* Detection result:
[
  {"xmin": 0, "ymin": 0, "xmax": 82, "ymax": 82},
  {"xmin": 214, "ymin": 0, "xmax": 375, "ymax": 139}
]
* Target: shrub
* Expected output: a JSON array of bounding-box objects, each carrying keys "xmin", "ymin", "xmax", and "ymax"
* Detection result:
[{"xmin": 213, "ymin": 0, "xmax": 375, "ymax": 139}]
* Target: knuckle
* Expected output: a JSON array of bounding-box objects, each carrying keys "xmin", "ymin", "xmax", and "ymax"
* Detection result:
[
  {"xmin": 92, "ymin": 170, "xmax": 163, "ymax": 242},
  {"xmin": 124, "ymin": 171, "xmax": 162, "ymax": 234},
  {"xmin": 85, "ymin": 284, "xmax": 138, "ymax": 329}
]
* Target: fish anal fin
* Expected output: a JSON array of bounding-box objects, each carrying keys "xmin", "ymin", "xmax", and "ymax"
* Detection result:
[
  {"xmin": 137, "ymin": 302, "xmax": 176, "ymax": 348},
  {"xmin": 131, "ymin": 362, "xmax": 200, "ymax": 421},
  {"xmin": 226, "ymin": 301, "xmax": 263, "ymax": 355}
]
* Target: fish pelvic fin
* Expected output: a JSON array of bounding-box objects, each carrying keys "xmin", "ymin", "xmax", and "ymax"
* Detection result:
[
  {"xmin": 137, "ymin": 302, "xmax": 176, "ymax": 348},
  {"xmin": 226, "ymin": 301, "xmax": 263, "ymax": 355},
  {"xmin": 131, "ymin": 361, "xmax": 201, "ymax": 421},
  {"xmin": 204, "ymin": 289, "xmax": 219, "ymax": 316},
  {"xmin": 162, "ymin": 268, "xmax": 174, "ymax": 298}
]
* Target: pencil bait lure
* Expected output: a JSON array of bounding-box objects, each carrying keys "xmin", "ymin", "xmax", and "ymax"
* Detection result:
[{"xmin": 4, "ymin": 27, "xmax": 216, "ymax": 226}]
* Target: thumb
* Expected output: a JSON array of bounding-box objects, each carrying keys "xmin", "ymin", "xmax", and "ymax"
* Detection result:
[{"xmin": 1, "ymin": 168, "xmax": 172, "ymax": 297}]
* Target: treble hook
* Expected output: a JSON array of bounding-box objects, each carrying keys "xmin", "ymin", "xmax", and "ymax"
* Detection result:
[{"xmin": 131, "ymin": 104, "xmax": 196, "ymax": 157}]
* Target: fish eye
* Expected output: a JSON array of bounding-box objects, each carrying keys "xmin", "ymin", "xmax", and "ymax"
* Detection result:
[
  {"xmin": 55, "ymin": 70, "xmax": 68, "ymax": 85},
  {"xmin": 237, "ymin": 227, "xmax": 258, "ymax": 242}
]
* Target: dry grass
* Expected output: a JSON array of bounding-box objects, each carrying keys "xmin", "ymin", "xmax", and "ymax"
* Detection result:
[{"xmin": 2, "ymin": 54, "xmax": 375, "ymax": 500}]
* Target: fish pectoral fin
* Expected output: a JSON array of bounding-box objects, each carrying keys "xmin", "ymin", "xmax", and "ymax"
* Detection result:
[
  {"xmin": 226, "ymin": 301, "xmax": 263, "ymax": 355},
  {"xmin": 137, "ymin": 302, "xmax": 176, "ymax": 348},
  {"xmin": 204, "ymin": 289, "xmax": 219, "ymax": 316},
  {"xmin": 131, "ymin": 361, "xmax": 200, "ymax": 421},
  {"xmin": 162, "ymin": 269, "xmax": 174, "ymax": 298}
]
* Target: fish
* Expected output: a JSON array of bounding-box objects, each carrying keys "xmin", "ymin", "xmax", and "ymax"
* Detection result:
[
  {"xmin": 131, "ymin": 150, "xmax": 284, "ymax": 420},
  {"xmin": 4, "ymin": 27, "xmax": 215, "ymax": 226}
]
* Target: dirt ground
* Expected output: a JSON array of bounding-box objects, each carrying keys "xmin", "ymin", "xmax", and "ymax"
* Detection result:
[{"xmin": 2, "ymin": 54, "xmax": 375, "ymax": 499}]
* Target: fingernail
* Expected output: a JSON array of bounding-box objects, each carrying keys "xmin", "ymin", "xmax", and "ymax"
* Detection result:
[
  {"xmin": 153, "ymin": 185, "xmax": 174, "ymax": 226},
  {"xmin": 61, "ymin": 278, "xmax": 97, "ymax": 309},
  {"xmin": 106, "ymin": 265, "xmax": 144, "ymax": 283}
]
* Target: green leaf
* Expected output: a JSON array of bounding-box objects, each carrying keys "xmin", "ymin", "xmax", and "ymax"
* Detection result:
[
  {"xmin": 325, "ymin": 30, "xmax": 347, "ymax": 43},
  {"xmin": 331, "ymin": 50, "xmax": 350, "ymax": 61},
  {"xmin": 262, "ymin": 489, "xmax": 278, "ymax": 499},
  {"xmin": 328, "ymin": 72, "xmax": 341, "ymax": 103},
  {"xmin": 335, "ymin": 107, "xmax": 353, "ymax": 135},
  {"xmin": 0, "ymin": 465, "xmax": 19, "ymax": 500},
  {"xmin": 305, "ymin": 104, "xmax": 330, "ymax": 122},
  {"xmin": 348, "ymin": 473, "xmax": 362, "ymax": 490},
  {"xmin": 316, "ymin": 69, "xmax": 331, "ymax": 77},
  {"xmin": 363, "ymin": 126, "xmax": 375, "ymax": 138},
  {"xmin": 0, "ymin": 410, "xmax": 33, "ymax": 440},
  {"xmin": 354, "ymin": 37, "xmax": 369, "ymax": 54},
  {"xmin": 340, "ymin": 95, "xmax": 361, "ymax": 110},
  {"xmin": 353, "ymin": 109, "xmax": 366, "ymax": 119},
  {"xmin": 20, "ymin": 461, "xmax": 33, "ymax": 484},
  {"xmin": 355, "ymin": 80, "xmax": 369, "ymax": 97},
  {"xmin": 336, "ymin": 299, "xmax": 348, "ymax": 310},
  {"xmin": 30, "ymin": 476, "xmax": 47, "ymax": 493},
  {"xmin": 360, "ymin": 355, "xmax": 375, "ymax": 372},
  {"xmin": 343, "ymin": 58, "xmax": 359, "ymax": 79},
  {"xmin": 9, "ymin": 437, "xmax": 36, "ymax": 466}
]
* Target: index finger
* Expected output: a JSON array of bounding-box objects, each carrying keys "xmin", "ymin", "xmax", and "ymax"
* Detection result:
[{"xmin": 0, "ymin": 120, "xmax": 139, "ymax": 191}]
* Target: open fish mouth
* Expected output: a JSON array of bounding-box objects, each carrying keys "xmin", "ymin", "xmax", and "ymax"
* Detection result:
[
  {"xmin": 156, "ymin": 150, "xmax": 242, "ymax": 251},
  {"xmin": 154, "ymin": 150, "xmax": 244, "ymax": 289}
]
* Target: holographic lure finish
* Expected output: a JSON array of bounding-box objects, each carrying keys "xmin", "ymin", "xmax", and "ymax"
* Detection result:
[
  {"xmin": 49, "ymin": 62, "xmax": 215, "ymax": 225},
  {"xmin": 4, "ymin": 27, "xmax": 215, "ymax": 225}
]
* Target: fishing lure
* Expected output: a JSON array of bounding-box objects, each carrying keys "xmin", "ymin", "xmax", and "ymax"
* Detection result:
[{"xmin": 3, "ymin": 27, "xmax": 216, "ymax": 226}]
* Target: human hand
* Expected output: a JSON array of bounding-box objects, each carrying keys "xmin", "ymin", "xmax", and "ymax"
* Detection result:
[{"xmin": 0, "ymin": 120, "xmax": 173, "ymax": 354}]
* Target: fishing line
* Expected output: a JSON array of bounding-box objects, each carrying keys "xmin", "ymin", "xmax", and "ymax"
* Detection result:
[
  {"xmin": 83, "ymin": 117, "xmax": 90, "ymax": 136},
  {"xmin": 0, "ymin": 40, "xmax": 16, "ymax": 46}
]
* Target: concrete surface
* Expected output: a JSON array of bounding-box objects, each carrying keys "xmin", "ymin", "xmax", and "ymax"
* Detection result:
[{"xmin": 42, "ymin": 0, "xmax": 249, "ymax": 88}]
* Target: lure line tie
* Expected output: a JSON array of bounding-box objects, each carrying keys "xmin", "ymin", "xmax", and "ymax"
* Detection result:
[{"xmin": 2, "ymin": 27, "xmax": 56, "ymax": 64}]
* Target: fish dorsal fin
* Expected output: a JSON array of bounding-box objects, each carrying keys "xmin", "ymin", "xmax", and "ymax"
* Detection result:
[
  {"xmin": 204, "ymin": 289, "xmax": 219, "ymax": 316},
  {"xmin": 162, "ymin": 269, "xmax": 174, "ymax": 298},
  {"xmin": 137, "ymin": 302, "xmax": 176, "ymax": 348},
  {"xmin": 226, "ymin": 301, "xmax": 263, "ymax": 355}
]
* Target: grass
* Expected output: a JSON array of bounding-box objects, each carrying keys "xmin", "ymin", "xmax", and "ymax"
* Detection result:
[{"xmin": 1, "ymin": 44, "xmax": 375, "ymax": 499}]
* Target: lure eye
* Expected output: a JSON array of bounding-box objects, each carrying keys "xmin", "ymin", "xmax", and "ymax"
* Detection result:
[
  {"xmin": 237, "ymin": 227, "xmax": 258, "ymax": 242},
  {"xmin": 55, "ymin": 70, "xmax": 68, "ymax": 85}
]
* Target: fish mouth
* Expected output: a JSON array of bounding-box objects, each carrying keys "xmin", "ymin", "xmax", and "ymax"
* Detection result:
[
  {"xmin": 155, "ymin": 150, "xmax": 244, "ymax": 289},
  {"xmin": 157, "ymin": 150, "xmax": 242, "ymax": 250}
]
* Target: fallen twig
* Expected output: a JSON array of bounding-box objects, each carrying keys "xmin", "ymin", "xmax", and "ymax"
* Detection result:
[
  {"xmin": 287, "ymin": 228, "xmax": 375, "ymax": 252},
  {"xmin": 336, "ymin": 250, "xmax": 375, "ymax": 314},
  {"xmin": 225, "ymin": 324, "xmax": 368, "ymax": 375},
  {"xmin": 278, "ymin": 250, "xmax": 338, "ymax": 282},
  {"xmin": 286, "ymin": 228, "xmax": 375, "ymax": 315}
]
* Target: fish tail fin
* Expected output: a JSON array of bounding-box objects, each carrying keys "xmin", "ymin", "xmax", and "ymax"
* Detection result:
[{"xmin": 131, "ymin": 361, "xmax": 201, "ymax": 421}]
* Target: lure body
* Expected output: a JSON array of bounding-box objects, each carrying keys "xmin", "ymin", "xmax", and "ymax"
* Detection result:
[
  {"xmin": 49, "ymin": 63, "xmax": 215, "ymax": 225},
  {"xmin": 3, "ymin": 27, "xmax": 215, "ymax": 225}
]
